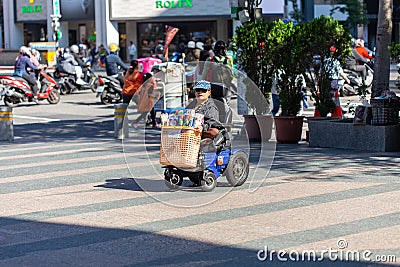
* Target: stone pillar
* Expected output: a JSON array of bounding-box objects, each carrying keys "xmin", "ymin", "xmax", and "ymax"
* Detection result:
[
  {"xmin": 0, "ymin": 106, "xmax": 14, "ymax": 141},
  {"xmin": 114, "ymin": 103, "xmax": 129, "ymax": 139}
]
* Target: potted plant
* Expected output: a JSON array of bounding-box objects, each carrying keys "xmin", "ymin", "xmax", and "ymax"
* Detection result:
[
  {"xmin": 266, "ymin": 20, "xmax": 305, "ymax": 144},
  {"xmin": 297, "ymin": 16, "xmax": 352, "ymax": 118},
  {"xmin": 240, "ymin": 74, "xmax": 273, "ymax": 141},
  {"xmin": 234, "ymin": 21, "xmax": 287, "ymax": 141}
]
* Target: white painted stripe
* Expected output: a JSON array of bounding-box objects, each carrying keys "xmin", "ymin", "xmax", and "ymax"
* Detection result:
[
  {"xmin": 0, "ymin": 146, "xmax": 114, "ymax": 161},
  {"xmin": 0, "ymin": 160, "xmax": 160, "ymax": 184},
  {"xmin": 0, "ymin": 142, "xmax": 111, "ymax": 153},
  {"xmin": 0, "ymin": 151, "xmax": 155, "ymax": 171},
  {"xmin": 13, "ymin": 115, "xmax": 61, "ymax": 122}
]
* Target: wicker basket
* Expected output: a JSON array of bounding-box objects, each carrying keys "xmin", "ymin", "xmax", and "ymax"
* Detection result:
[
  {"xmin": 160, "ymin": 126, "xmax": 202, "ymax": 168},
  {"xmin": 370, "ymin": 98, "xmax": 399, "ymax": 125}
]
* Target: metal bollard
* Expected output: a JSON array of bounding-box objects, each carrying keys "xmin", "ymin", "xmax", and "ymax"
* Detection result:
[
  {"xmin": 114, "ymin": 103, "xmax": 129, "ymax": 139},
  {"xmin": 0, "ymin": 106, "xmax": 14, "ymax": 141}
]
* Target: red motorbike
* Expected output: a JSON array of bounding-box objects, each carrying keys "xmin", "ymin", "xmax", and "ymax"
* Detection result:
[{"xmin": 0, "ymin": 68, "xmax": 60, "ymax": 107}]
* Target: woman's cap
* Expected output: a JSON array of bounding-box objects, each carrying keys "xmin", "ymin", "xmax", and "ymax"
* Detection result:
[{"xmin": 193, "ymin": 80, "xmax": 211, "ymax": 90}]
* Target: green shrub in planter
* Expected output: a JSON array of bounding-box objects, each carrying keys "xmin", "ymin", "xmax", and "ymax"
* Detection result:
[
  {"xmin": 234, "ymin": 20, "xmax": 294, "ymax": 114},
  {"xmin": 296, "ymin": 16, "xmax": 352, "ymax": 117}
]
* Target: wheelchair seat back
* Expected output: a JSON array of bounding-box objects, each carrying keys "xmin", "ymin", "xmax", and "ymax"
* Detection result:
[{"xmin": 210, "ymin": 83, "xmax": 233, "ymax": 125}]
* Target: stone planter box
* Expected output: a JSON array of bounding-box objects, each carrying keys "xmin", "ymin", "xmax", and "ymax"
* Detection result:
[{"xmin": 308, "ymin": 120, "xmax": 400, "ymax": 152}]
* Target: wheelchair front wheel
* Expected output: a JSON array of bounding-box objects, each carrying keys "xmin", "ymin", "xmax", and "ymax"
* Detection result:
[
  {"xmin": 164, "ymin": 168, "xmax": 183, "ymax": 190},
  {"xmin": 225, "ymin": 151, "xmax": 249, "ymax": 186},
  {"xmin": 201, "ymin": 172, "xmax": 217, "ymax": 192}
]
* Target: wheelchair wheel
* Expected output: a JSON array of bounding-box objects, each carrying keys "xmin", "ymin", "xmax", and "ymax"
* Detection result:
[
  {"xmin": 225, "ymin": 151, "xmax": 249, "ymax": 186},
  {"xmin": 164, "ymin": 168, "xmax": 183, "ymax": 190},
  {"xmin": 201, "ymin": 172, "xmax": 217, "ymax": 192}
]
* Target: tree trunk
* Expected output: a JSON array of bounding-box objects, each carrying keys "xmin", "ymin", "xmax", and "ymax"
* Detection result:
[{"xmin": 372, "ymin": 0, "xmax": 393, "ymax": 98}]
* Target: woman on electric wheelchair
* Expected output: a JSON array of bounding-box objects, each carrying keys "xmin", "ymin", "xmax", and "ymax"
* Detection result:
[
  {"xmin": 163, "ymin": 80, "xmax": 248, "ymax": 192},
  {"xmin": 186, "ymin": 80, "xmax": 223, "ymax": 143}
]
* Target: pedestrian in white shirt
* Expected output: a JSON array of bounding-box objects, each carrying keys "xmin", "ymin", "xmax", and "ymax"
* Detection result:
[{"xmin": 128, "ymin": 41, "xmax": 137, "ymax": 60}]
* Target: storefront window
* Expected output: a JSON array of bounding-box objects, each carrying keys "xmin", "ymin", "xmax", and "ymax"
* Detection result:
[{"xmin": 137, "ymin": 21, "xmax": 217, "ymax": 58}]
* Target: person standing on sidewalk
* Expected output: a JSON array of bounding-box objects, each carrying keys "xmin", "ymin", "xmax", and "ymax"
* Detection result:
[
  {"xmin": 128, "ymin": 41, "xmax": 137, "ymax": 60},
  {"xmin": 131, "ymin": 73, "xmax": 159, "ymax": 128},
  {"xmin": 122, "ymin": 60, "xmax": 143, "ymax": 104}
]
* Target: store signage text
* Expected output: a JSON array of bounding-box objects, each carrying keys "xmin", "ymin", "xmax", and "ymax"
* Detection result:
[
  {"xmin": 22, "ymin": 5, "xmax": 43, "ymax": 13},
  {"xmin": 156, "ymin": 0, "xmax": 193, "ymax": 9}
]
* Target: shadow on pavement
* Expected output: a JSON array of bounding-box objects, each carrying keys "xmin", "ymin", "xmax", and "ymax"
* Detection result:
[
  {"xmin": 12, "ymin": 118, "xmax": 115, "ymax": 143},
  {"xmin": 0, "ymin": 217, "xmax": 391, "ymax": 266},
  {"xmin": 271, "ymin": 144, "xmax": 400, "ymax": 181}
]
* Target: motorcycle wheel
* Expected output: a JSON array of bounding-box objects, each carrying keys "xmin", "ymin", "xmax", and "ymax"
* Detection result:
[
  {"xmin": 90, "ymin": 77, "xmax": 100, "ymax": 93},
  {"xmin": 59, "ymin": 83, "xmax": 69, "ymax": 95},
  {"xmin": 53, "ymin": 70, "xmax": 60, "ymax": 79},
  {"xmin": 47, "ymin": 89, "xmax": 61, "ymax": 104},
  {"xmin": 100, "ymin": 89, "xmax": 113, "ymax": 105},
  {"xmin": 65, "ymin": 80, "xmax": 76, "ymax": 94},
  {"xmin": 4, "ymin": 95, "xmax": 19, "ymax": 107}
]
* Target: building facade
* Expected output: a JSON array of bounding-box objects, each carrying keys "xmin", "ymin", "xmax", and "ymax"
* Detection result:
[
  {"xmin": 1, "ymin": 0, "xmax": 285, "ymax": 60},
  {"xmin": 0, "ymin": 0, "xmax": 283, "ymax": 59}
]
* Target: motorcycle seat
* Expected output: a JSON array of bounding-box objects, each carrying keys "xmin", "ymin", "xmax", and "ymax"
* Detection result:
[{"xmin": 12, "ymin": 76, "xmax": 30, "ymax": 84}]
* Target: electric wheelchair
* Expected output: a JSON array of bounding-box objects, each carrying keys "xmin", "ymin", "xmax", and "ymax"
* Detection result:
[{"xmin": 162, "ymin": 82, "xmax": 249, "ymax": 192}]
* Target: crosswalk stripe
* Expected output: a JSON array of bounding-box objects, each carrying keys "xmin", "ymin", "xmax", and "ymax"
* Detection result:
[{"xmin": 0, "ymin": 151, "xmax": 153, "ymax": 171}]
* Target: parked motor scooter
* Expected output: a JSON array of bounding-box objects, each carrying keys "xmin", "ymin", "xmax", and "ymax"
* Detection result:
[
  {"xmin": 0, "ymin": 68, "xmax": 61, "ymax": 107},
  {"xmin": 95, "ymin": 73, "xmax": 124, "ymax": 105},
  {"xmin": 342, "ymin": 63, "xmax": 374, "ymax": 96},
  {"xmin": 344, "ymin": 63, "xmax": 373, "ymax": 87},
  {"xmin": 53, "ymin": 60, "xmax": 99, "ymax": 95}
]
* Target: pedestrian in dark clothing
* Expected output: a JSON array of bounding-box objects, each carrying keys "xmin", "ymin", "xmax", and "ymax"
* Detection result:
[
  {"xmin": 13, "ymin": 46, "xmax": 41, "ymax": 102},
  {"xmin": 105, "ymin": 43, "xmax": 128, "ymax": 86}
]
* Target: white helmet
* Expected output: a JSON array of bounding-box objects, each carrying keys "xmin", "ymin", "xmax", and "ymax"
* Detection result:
[
  {"xmin": 187, "ymin": 41, "xmax": 195, "ymax": 49},
  {"xmin": 70, "ymin": 44, "xmax": 79, "ymax": 54},
  {"xmin": 195, "ymin": 42, "xmax": 204, "ymax": 50},
  {"xmin": 19, "ymin": 46, "xmax": 31, "ymax": 56}
]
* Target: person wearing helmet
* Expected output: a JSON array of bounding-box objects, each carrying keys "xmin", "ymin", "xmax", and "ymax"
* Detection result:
[
  {"xmin": 13, "ymin": 46, "xmax": 41, "ymax": 103},
  {"xmin": 202, "ymin": 40, "xmax": 234, "ymax": 91},
  {"xmin": 185, "ymin": 40, "xmax": 197, "ymax": 63},
  {"xmin": 355, "ymin": 39, "xmax": 373, "ymax": 62},
  {"xmin": 193, "ymin": 42, "xmax": 204, "ymax": 61},
  {"xmin": 187, "ymin": 41, "xmax": 195, "ymax": 49},
  {"xmin": 29, "ymin": 48, "xmax": 40, "ymax": 67},
  {"xmin": 105, "ymin": 43, "xmax": 128, "ymax": 86},
  {"xmin": 70, "ymin": 44, "xmax": 87, "ymax": 85},
  {"xmin": 152, "ymin": 44, "xmax": 167, "ymax": 62},
  {"xmin": 346, "ymin": 38, "xmax": 368, "ymax": 82}
]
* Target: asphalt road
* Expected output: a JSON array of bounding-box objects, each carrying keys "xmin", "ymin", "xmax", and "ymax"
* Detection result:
[{"xmin": 0, "ymin": 76, "xmax": 399, "ymax": 266}]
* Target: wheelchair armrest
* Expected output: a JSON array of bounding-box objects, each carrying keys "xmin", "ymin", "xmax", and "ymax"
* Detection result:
[{"xmin": 219, "ymin": 123, "xmax": 234, "ymax": 132}]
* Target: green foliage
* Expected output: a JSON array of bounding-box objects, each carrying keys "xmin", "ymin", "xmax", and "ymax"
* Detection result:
[
  {"xmin": 233, "ymin": 16, "xmax": 352, "ymax": 117},
  {"xmin": 331, "ymin": 0, "xmax": 368, "ymax": 29},
  {"xmin": 388, "ymin": 42, "xmax": 400, "ymax": 62},
  {"xmin": 234, "ymin": 21, "xmax": 275, "ymax": 96},
  {"xmin": 296, "ymin": 16, "xmax": 352, "ymax": 117},
  {"xmin": 234, "ymin": 20, "xmax": 294, "ymax": 114},
  {"xmin": 270, "ymin": 21, "xmax": 303, "ymax": 116}
]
